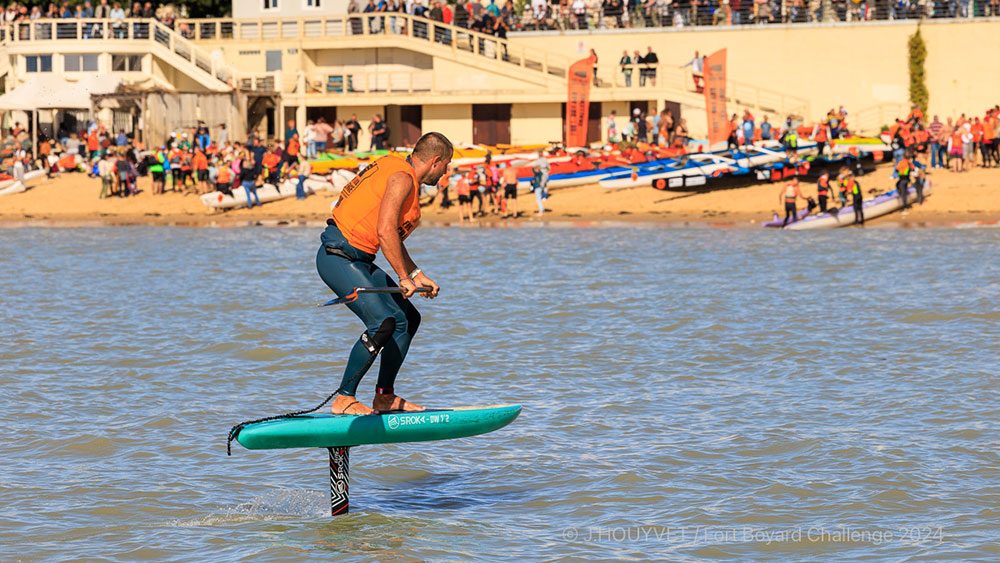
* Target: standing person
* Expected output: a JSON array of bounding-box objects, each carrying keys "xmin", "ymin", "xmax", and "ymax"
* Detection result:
[
  {"xmin": 894, "ymin": 151, "xmax": 912, "ymax": 209},
  {"xmin": 196, "ymin": 121, "xmax": 211, "ymax": 151},
  {"xmin": 317, "ymin": 117, "xmax": 335, "ymax": 154},
  {"xmin": 619, "ymin": 50, "xmax": 632, "ymax": 87},
  {"xmin": 836, "ymin": 166, "xmax": 849, "ymax": 208},
  {"xmin": 284, "ymin": 118, "xmax": 298, "ymax": 143},
  {"xmin": 681, "ymin": 50, "xmax": 704, "ymax": 92},
  {"xmin": 779, "ymin": 176, "xmax": 806, "ymax": 226},
  {"xmin": 98, "ymin": 152, "xmax": 114, "ymax": 199},
  {"xmin": 741, "ymin": 109, "xmax": 755, "ymax": 150},
  {"xmin": 812, "ymin": 119, "xmax": 830, "ymax": 157},
  {"xmin": 250, "ymin": 137, "xmax": 267, "ymax": 180},
  {"xmin": 961, "ymin": 123, "xmax": 974, "ymax": 169},
  {"xmin": 727, "ymin": 113, "xmax": 739, "ymax": 150},
  {"xmin": 634, "ymin": 108, "xmax": 648, "ymax": 143},
  {"xmin": 500, "ymin": 162, "xmax": 519, "ymax": 218},
  {"xmin": 345, "ymin": 114, "xmax": 362, "ymax": 152},
  {"xmin": 315, "ymin": 133, "xmax": 450, "ymax": 415},
  {"xmin": 286, "ymin": 132, "xmax": 301, "ymax": 169},
  {"xmin": 216, "ymin": 159, "xmax": 233, "ymax": 196},
  {"xmin": 982, "ymin": 111, "xmax": 996, "ymax": 168},
  {"xmin": 844, "ymin": 172, "xmax": 864, "ymax": 225},
  {"xmin": 482, "ymin": 154, "xmax": 499, "ymax": 214},
  {"xmin": 370, "ymin": 114, "xmax": 388, "ymax": 150},
  {"xmin": 531, "ymin": 152, "xmax": 550, "ymax": 215},
  {"xmin": 760, "ymin": 116, "xmax": 773, "ymax": 142},
  {"xmin": 642, "ymin": 46, "xmax": 658, "ymax": 87},
  {"xmin": 193, "ymin": 148, "xmax": 210, "ymax": 194},
  {"xmin": 927, "ymin": 115, "xmax": 944, "ymax": 169},
  {"xmin": 240, "ymin": 150, "xmax": 261, "ymax": 208},
  {"xmin": 303, "ymin": 120, "xmax": 317, "ymax": 159},
  {"xmin": 607, "ymin": 109, "xmax": 618, "ymax": 143},
  {"xmin": 815, "ymin": 170, "xmax": 831, "ymax": 213},
  {"xmin": 466, "ymin": 166, "xmax": 483, "ymax": 217},
  {"xmin": 948, "ymin": 127, "xmax": 964, "ymax": 173},
  {"xmin": 454, "ymin": 167, "xmax": 473, "ymax": 222},
  {"xmin": 911, "ymin": 155, "xmax": 926, "ymax": 205},
  {"xmin": 150, "ymin": 146, "xmax": 165, "ymax": 194},
  {"xmin": 296, "ymin": 156, "xmax": 311, "ymax": 200}
]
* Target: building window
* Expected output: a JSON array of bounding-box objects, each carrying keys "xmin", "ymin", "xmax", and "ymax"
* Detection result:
[
  {"xmin": 26, "ymin": 55, "xmax": 53, "ymax": 73},
  {"xmin": 263, "ymin": 0, "xmax": 279, "ymax": 9},
  {"xmin": 64, "ymin": 54, "xmax": 99, "ymax": 72},
  {"xmin": 265, "ymin": 50, "xmax": 282, "ymax": 72},
  {"xmin": 112, "ymin": 54, "xmax": 143, "ymax": 72},
  {"xmin": 305, "ymin": 0, "xmax": 321, "ymax": 7}
]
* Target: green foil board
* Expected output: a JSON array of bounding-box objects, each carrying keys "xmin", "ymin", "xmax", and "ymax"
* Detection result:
[{"xmin": 236, "ymin": 404, "xmax": 522, "ymax": 450}]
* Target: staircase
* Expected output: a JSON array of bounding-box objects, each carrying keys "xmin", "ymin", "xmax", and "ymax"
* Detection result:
[
  {"xmin": 184, "ymin": 14, "xmax": 572, "ymax": 90},
  {"xmin": 1, "ymin": 18, "xmax": 233, "ymax": 93},
  {"xmin": 180, "ymin": 14, "xmax": 811, "ymax": 118}
]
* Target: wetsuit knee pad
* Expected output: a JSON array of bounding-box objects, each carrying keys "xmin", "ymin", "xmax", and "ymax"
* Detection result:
[{"xmin": 361, "ymin": 317, "xmax": 396, "ymax": 354}]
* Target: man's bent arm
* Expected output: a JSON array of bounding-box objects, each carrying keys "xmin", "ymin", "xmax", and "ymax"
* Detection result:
[{"xmin": 377, "ymin": 172, "xmax": 418, "ymax": 280}]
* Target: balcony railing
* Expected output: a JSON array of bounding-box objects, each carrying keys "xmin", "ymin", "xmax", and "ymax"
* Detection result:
[
  {"xmin": 1, "ymin": 18, "xmax": 233, "ymax": 86},
  {"xmin": 179, "ymin": 14, "xmax": 571, "ymax": 80}
]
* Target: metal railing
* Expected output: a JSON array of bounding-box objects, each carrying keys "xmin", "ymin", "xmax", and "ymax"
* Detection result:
[
  {"xmin": 301, "ymin": 69, "xmax": 434, "ymax": 96},
  {"xmin": 1, "ymin": 18, "xmax": 233, "ymax": 86},
  {"xmin": 179, "ymin": 14, "xmax": 572, "ymax": 80}
]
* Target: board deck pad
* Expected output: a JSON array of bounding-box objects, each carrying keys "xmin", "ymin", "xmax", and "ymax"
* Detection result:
[{"xmin": 236, "ymin": 404, "xmax": 522, "ymax": 450}]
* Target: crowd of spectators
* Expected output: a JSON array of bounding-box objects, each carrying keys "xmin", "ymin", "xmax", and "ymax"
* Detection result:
[
  {"xmin": 344, "ymin": 0, "xmax": 1000, "ymax": 34},
  {"xmin": 0, "ymin": 1, "xmax": 183, "ymax": 25},
  {"xmin": 0, "ymin": 115, "xmax": 396, "ymax": 202},
  {"xmin": 1, "ymin": 0, "xmax": 996, "ymax": 37}
]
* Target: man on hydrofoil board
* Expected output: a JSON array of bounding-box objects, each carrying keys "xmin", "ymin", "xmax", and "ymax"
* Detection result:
[{"xmin": 317, "ymin": 132, "xmax": 453, "ymax": 416}]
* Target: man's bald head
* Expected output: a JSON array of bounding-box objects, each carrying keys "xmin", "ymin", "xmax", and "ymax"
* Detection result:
[
  {"xmin": 412, "ymin": 132, "xmax": 454, "ymax": 161},
  {"xmin": 410, "ymin": 132, "xmax": 453, "ymax": 186}
]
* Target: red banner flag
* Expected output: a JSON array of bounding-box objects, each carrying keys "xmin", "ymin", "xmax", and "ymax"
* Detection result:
[
  {"xmin": 565, "ymin": 56, "xmax": 594, "ymax": 147},
  {"xmin": 703, "ymin": 49, "xmax": 728, "ymax": 147}
]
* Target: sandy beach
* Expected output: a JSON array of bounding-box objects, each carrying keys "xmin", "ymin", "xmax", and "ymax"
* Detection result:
[{"xmin": 2, "ymin": 163, "xmax": 999, "ymax": 228}]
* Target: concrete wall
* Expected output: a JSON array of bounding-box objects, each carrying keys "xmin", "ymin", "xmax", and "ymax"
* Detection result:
[
  {"xmin": 510, "ymin": 19, "xmax": 1000, "ymax": 120},
  {"xmin": 511, "ymin": 102, "xmax": 562, "ymax": 146},
  {"xmin": 422, "ymin": 103, "xmax": 472, "ymax": 145}
]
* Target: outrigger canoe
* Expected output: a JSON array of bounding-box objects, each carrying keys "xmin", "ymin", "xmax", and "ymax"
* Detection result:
[{"xmin": 764, "ymin": 181, "xmax": 932, "ymax": 230}]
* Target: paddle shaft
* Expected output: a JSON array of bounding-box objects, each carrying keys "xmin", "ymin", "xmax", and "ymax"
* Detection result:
[{"xmin": 320, "ymin": 286, "xmax": 431, "ymax": 307}]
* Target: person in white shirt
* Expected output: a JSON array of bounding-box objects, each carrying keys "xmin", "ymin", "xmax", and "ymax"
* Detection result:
[{"xmin": 303, "ymin": 120, "xmax": 317, "ymax": 159}]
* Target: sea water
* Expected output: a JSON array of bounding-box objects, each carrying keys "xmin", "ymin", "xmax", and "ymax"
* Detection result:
[{"xmin": 1, "ymin": 225, "xmax": 998, "ymax": 560}]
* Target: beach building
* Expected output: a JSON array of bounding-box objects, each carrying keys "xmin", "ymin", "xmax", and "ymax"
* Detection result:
[{"xmin": 1, "ymin": 6, "xmax": 1000, "ymax": 146}]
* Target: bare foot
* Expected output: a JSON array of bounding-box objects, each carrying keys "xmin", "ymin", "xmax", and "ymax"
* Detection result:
[
  {"xmin": 372, "ymin": 394, "xmax": 425, "ymax": 413},
  {"xmin": 331, "ymin": 394, "xmax": 374, "ymax": 415}
]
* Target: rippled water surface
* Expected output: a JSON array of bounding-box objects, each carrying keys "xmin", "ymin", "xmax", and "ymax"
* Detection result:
[{"xmin": 1, "ymin": 225, "xmax": 999, "ymax": 561}]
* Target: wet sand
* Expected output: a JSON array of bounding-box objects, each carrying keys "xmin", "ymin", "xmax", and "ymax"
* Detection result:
[{"xmin": 2, "ymin": 163, "xmax": 999, "ymax": 228}]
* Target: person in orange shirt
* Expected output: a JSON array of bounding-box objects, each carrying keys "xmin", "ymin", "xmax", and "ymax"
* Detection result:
[
  {"xmin": 192, "ymin": 149, "xmax": 209, "ymax": 194},
  {"xmin": 316, "ymin": 132, "xmax": 451, "ymax": 416},
  {"xmin": 87, "ymin": 130, "xmax": 100, "ymax": 159},
  {"xmin": 262, "ymin": 148, "xmax": 281, "ymax": 184},
  {"xmin": 984, "ymin": 112, "xmax": 998, "ymax": 168},
  {"xmin": 971, "ymin": 117, "xmax": 986, "ymax": 167},
  {"xmin": 285, "ymin": 132, "xmax": 300, "ymax": 168}
]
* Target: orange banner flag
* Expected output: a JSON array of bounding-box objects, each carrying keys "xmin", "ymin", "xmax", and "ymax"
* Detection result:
[
  {"xmin": 703, "ymin": 49, "xmax": 728, "ymax": 147},
  {"xmin": 565, "ymin": 56, "xmax": 595, "ymax": 147}
]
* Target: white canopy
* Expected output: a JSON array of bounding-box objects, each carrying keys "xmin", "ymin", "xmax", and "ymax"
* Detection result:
[{"xmin": 0, "ymin": 73, "xmax": 122, "ymax": 111}]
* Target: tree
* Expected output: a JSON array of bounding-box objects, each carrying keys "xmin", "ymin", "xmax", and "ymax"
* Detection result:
[{"xmin": 908, "ymin": 26, "xmax": 928, "ymax": 113}]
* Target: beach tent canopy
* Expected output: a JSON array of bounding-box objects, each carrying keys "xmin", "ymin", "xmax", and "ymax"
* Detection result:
[{"xmin": 0, "ymin": 73, "xmax": 122, "ymax": 110}]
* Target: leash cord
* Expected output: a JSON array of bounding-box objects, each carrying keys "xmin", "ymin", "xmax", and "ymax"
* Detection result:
[{"xmin": 227, "ymin": 391, "xmax": 337, "ymax": 456}]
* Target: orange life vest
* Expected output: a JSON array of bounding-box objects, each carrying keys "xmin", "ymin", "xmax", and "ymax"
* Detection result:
[
  {"xmin": 817, "ymin": 175, "xmax": 830, "ymax": 195},
  {"xmin": 332, "ymin": 155, "xmax": 421, "ymax": 254},
  {"xmin": 784, "ymin": 183, "xmax": 797, "ymax": 203}
]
